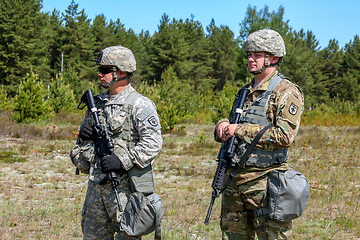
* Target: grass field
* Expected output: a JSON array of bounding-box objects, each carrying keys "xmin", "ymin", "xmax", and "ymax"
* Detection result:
[{"xmin": 0, "ymin": 113, "xmax": 359, "ymax": 239}]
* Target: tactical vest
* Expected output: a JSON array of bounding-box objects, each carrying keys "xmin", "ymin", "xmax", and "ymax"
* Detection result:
[
  {"xmin": 234, "ymin": 73, "xmax": 289, "ymax": 168},
  {"xmin": 91, "ymin": 90, "xmax": 156, "ymax": 194}
]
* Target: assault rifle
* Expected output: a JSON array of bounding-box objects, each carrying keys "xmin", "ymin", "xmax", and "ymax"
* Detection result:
[
  {"xmin": 204, "ymin": 87, "xmax": 249, "ymax": 225},
  {"xmin": 78, "ymin": 89, "xmax": 123, "ymax": 212}
]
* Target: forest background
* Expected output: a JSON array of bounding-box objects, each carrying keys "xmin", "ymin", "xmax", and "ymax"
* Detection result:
[
  {"xmin": 1, "ymin": 0, "xmax": 360, "ymax": 128},
  {"xmin": 1, "ymin": 0, "xmax": 360, "ymax": 239}
]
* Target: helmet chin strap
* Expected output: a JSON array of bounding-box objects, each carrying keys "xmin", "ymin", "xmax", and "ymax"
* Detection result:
[
  {"xmin": 100, "ymin": 67, "xmax": 133, "ymax": 89},
  {"xmin": 249, "ymin": 53, "xmax": 270, "ymax": 75},
  {"xmin": 249, "ymin": 53, "xmax": 283, "ymax": 75}
]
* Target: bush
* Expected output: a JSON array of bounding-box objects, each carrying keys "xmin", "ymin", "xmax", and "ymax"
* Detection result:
[
  {"xmin": 211, "ymin": 83, "xmax": 240, "ymax": 124},
  {"xmin": 0, "ymin": 86, "xmax": 10, "ymax": 111},
  {"xmin": 48, "ymin": 74, "xmax": 77, "ymax": 113},
  {"xmin": 11, "ymin": 70, "xmax": 53, "ymax": 123},
  {"xmin": 138, "ymin": 67, "xmax": 193, "ymax": 132}
]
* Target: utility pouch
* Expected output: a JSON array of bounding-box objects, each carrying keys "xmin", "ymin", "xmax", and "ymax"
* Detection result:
[
  {"xmin": 120, "ymin": 191, "xmax": 164, "ymax": 239},
  {"xmin": 128, "ymin": 165, "xmax": 156, "ymax": 195},
  {"xmin": 267, "ymin": 169, "xmax": 310, "ymax": 222}
]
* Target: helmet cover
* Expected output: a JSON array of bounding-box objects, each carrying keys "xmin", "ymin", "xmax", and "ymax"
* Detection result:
[
  {"xmin": 244, "ymin": 29, "xmax": 286, "ymax": 57},
  {"xmin": 96, "ymin": 45, "xmax": 136, "ymax": 72}
]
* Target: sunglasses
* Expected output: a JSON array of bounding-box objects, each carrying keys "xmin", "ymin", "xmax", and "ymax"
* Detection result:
[{"xmin": 98, "ymin": 66, "xmax": 114, "ymax": 74}]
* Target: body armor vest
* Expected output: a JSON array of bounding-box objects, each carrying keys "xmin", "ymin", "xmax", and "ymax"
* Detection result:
[
  {"xmin": 235, "ymin": 73, "xmax": 289, "ymax": 168},
  {"xmin": 90, "ymin": 91, "xmax": 156, "ymax": 193}
]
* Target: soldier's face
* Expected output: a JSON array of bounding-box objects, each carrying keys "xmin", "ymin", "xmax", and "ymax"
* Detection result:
[
  {"xmin": 247, "ymin": 52, "xmax": 266, "ymax": 72},
  {"xmin": 98, "ymin": 65, "xmax": 114, "ymax": 85}
]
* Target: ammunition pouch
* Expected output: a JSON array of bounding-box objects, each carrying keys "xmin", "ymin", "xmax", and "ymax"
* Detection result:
[
  {"xmin": 233, "ymin": 141, "xmax": 288, "ymax": 168},
  {"xmin": 128, "ymin": 165, "xmax": 156, "ymax": 194}
]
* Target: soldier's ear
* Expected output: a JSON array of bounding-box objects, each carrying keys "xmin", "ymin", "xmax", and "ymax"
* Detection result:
[{"xmin": 270, "ymin": 56, "xmax": 279, "ymax": 64}]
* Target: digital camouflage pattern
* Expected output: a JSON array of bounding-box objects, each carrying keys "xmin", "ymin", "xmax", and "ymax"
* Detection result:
[
  {"xmin": 70, "ymin": 84, "xmax": 162, "ymax": 239},
  {"xmin": 96, "ymin": 45, "xmax": 137, "ymax": 73},
  {"xmin": 215, "ymin": 70, "xmax": 303, "ymax": 239},
  {"xmin": 244, "ymin": 29, "xmax": 286, "ymax": 57}
]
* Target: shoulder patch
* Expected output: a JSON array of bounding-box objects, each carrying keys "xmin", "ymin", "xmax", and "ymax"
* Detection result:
[
  {"xmin": 148, "ymin": 116, "xmax": 158, "ymax": 127},
  {"xmin": 282, "ymin": 94, "xmax": 302, "ymax": 124},
  {"xmin": 289, "ymin": 102, "xmax": 299, "ymax": 115}
]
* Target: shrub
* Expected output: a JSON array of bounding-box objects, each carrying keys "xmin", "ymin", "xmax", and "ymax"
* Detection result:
[
  {"xmin": 211, "ymin": 83, "xmax": 240, "ymax": 124},
  {"xmin": 48, "ymin": 74, "xmax": 77, "ymax": 113},
  {"xmin": 0, "ymin": 86, "xmax": 10, "ymax": 111},
  {"xmin": 11, "ymin": 70, "xmax": 53, "ymax": 123}
]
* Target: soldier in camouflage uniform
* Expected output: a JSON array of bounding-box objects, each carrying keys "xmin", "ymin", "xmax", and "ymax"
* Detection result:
[
  {"xmin": 70, "ymin": 46, "xmax": 162, "ymax": 240},
  {"xmin": 215, "ymin": 29, "xmax": 304, "ymax": 239}
]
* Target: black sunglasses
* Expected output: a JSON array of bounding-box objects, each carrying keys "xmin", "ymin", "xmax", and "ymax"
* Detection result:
[{"xmin": 98, "ymin": 66, "xmax": 114, "ymax": 74}]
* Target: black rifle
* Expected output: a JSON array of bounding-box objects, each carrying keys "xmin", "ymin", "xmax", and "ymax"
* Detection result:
[
  {"xmin": 204, "ymin": 87, "xmax": 249, "ymax": 225},
  {"xmin": 78, "ymin": 89, "xmax": 123, "ymax": 212}
]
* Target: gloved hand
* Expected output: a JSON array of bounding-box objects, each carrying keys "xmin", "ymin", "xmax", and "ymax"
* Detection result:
[
  {"xmin": 78, "ymin": 122, "xmax": 94, "ymax": 141},
  {"xmin": 100, "ymin": 153, "xmax": 124, "ymax": 173}
]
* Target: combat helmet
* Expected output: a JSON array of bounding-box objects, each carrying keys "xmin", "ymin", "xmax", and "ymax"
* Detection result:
[
  {"xmin": 245, "ymin": 29, "xmax": 285, "ymax": 74},
  {"xmin": 96, "ymin": 45, "xmax": 136, "ymax": 88}
]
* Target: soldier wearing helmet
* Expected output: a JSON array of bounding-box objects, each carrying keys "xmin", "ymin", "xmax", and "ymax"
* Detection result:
[
  {"xmin": 71, "ymin": 46, "xmax": 163, "ymax": 239},
  {"xmin": 214, "ymin": 29, "xmax": 305, "ymax": 239}
]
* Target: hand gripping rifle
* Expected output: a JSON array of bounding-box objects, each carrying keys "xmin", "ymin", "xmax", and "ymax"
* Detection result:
[
  {"xmin": 78, "ymin": 89, "xmax": 123, "ymax": 212},
  {"xmin": 204, "ymin": 87, "xmax": 249, "ymax": 225}
]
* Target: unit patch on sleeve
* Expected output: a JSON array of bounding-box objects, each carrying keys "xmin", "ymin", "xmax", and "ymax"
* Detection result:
[
  {"xmin": 289, "ymin": 103, "xmax": 299, "ymax": 115},
  {"xmin": 148, "ymin": 116, "xmax": 158, "ymax": 127},
  {"xmin": 282, "ymin": 94, "xmax": 302, "ymax": 124}
]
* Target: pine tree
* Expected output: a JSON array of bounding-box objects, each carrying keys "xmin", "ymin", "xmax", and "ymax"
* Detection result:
[
  {"xmin": 60, "ymin": 0, "xmax": 97, "ymax": 90},
  {"xmin": 0, "ymin": 0, "xmax": 52, "ymax": 95},
  {"xmin": 12, "ymin": 70, "xmax": 53, "ymax": 123},
  {"xmin": 0, "ymin": 86, "xmax": 10, "ymax": 111},
  {"xmin": 150, "ymin": 14, "xmax": 189, "ymax": 82},
  {"xmin": 337, "ymin": 35, "xmax": 360, "ymax": 102},
  {"xmin": 48, "ymin": 74, "xmax": 77, "ymax": 113},
  {"xmin": 206, "ymin": 19, "xmax": 237, "ymax": 90}
]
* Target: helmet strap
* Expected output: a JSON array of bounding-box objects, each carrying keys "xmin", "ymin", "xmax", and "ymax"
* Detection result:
[
  {"xmin": 100, "ymin": 69, "xmax": 133, "ymax": 89},
  {"xmin": 249, "ymin": 53, "xmax": 270, "ymax": 75}
]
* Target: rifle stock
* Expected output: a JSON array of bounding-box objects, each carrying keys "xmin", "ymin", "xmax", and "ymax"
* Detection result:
[
  {"xmin": 204, "ymin": 87, "xmax": 249, "ymax": 225},
  {"xmin": 78, "ymin": 89, "xmax": 123, "ymax": 212}
]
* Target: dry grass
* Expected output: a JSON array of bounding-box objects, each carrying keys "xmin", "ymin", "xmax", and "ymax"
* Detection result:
[{"xmin": 0, "ymin": 119, "xmax": 359, "ymax": 239}]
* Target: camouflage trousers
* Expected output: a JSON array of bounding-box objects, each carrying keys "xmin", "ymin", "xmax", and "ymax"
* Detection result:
[
  {"xmin": 220, "ymin": 174, "xmax": 292, "ymax": 240},
  {"xmin": 81, "ymin": 177, "xmax": 140, "ymax": 240}
]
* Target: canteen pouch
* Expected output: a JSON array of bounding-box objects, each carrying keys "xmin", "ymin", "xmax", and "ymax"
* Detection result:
[
  {"xmin": 120, "ymin": 191, "xmax": 164, "ymax": 239},
  {"xmin": 267, "ymin": 169, "xmax": 310, "ymax": 222}
]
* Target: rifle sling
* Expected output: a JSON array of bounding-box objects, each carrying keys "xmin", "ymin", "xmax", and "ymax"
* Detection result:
[{"xmin": 220, "ymin": 123, "xmax": 274, "ymax": 193}]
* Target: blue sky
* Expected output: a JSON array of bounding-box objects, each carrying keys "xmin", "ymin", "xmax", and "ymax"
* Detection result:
[{"xmin": 41, "ymin": 0, "xmax": 359, "ymax": 49}]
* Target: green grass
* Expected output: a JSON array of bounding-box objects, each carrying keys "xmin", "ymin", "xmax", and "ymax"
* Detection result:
[{"xmin": 0, "ymin": 114, "xmax": 359, "ymax": 239}]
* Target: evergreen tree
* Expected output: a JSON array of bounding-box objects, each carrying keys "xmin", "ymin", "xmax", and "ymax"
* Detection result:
[
  {"xmin": 150, "ymin": 14, "xmax": 189, "ymax": 81},
  {"xmin": 60, "ymin": 0, "xmax": 97, "ymax": 91},
  {"xmin": 0, "ymin": 86, "xmax": 10, "ymax": 111},
  {"xmin": 181, "ymin": 16, "xmax": 215, "ymax": 90},
  {"xmin": 138, "ymin": 30, "xmax": 156, "ymax": 83},
  {"xmin": 308, "ymin": 39, "xmax": 343, "ymax": 105},
  {"xmin": 47, "ymin": 9, "xmax": 64, "ymax": 78},
  {"xmin": 206, "ymin": 19, "xmax": 237, "ymax": 90},
  {"xmin": 12, "ymin": 70, "xmax": 53, "ymax": 123},
  {"xmin": 0, "ymin": 0, "xmax": 52, "ymax": 95},
  {"xmin": 91, "ymin": 14, "xmax": 114, "ymax": 53},
  {"xmin": 48, "ymin": 74, "xmax": 77, "ymax": 113},
  {"xmin": 337, "ymin": 35, "xmax": 360, "ymax": 102}
]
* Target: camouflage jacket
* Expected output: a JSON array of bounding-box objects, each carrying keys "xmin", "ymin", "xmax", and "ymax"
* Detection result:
[
  {"xmin": 70, "ymin": 84, "xmax": 163, "ymax": 184},
  {"xmin": 215, "ymin": 70, "xmax": 304, "ymax": 184}
]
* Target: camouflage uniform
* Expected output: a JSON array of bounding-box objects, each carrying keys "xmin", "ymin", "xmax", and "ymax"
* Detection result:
[
  {"xmin": 71, "ymin": 78, "xmax": 162, "ymax": 238},
  {"xmin": 214, "ymin": 29, "xmax": 304, "ymax": 240}
]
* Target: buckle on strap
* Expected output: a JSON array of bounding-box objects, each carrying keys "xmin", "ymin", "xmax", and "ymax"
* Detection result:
[{"xmin": 254, "ymin": 207, "xmax": 268, "ymax": 218}]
